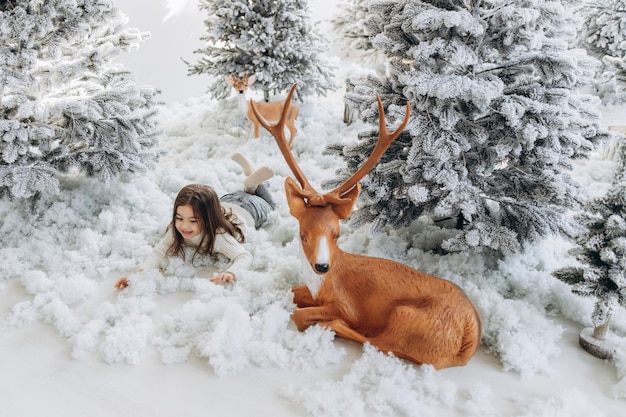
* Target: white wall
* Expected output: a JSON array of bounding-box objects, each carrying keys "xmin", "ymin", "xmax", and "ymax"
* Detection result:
[{"xmin": 114, "ymin": 0, "xmax": 206, "ymax": 104}]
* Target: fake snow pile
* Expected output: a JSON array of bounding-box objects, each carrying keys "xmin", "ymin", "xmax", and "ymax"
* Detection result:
[{"xmin": 1, "ymin": 87, "xmax": 626, "ymax": 416}]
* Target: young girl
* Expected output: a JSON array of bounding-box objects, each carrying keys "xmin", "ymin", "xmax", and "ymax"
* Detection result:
[{"xmin": 115, "ymin": 153, "xmax": 275, "ymax": 289}]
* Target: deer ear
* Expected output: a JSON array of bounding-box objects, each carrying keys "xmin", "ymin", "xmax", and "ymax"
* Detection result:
[
  {"xmin": 332, "ymin": 184, "xmax": 360, "ymax": 220},
  {"xmin": 285, "ymin": 177, "xmax": 306, "ymax": 218},
  {"xmin": 225, "ymin": 75, "xmax": 234, "ymax": 86},
  {"xmin": 248, "ymin": 74, "xmax": 256, "ymax": 86}
]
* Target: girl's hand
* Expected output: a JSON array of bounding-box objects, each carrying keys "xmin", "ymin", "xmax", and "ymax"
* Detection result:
[
  {"xmin": 115, "ymin": 277, "xmax": 129, "ymax": 290},
  {"xmin": 210, "ymin": 272, "xmax": 235, "ymax": 283}
]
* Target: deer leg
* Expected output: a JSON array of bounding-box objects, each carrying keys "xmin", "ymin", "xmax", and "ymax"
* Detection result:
[
  {"xmin": 246, "ymin": 123, "xmax": 254, "ymax": 141},
  {"xmin": 287, "ymin": 124, "xmax": 297, "ymax": 147},
  {"xmin": 343, "ymin": 103, "xmax": 353, "ymax": 125},
  {"xmin": 321, "ymin": 319, "xmax": 369, "ymax": 344},
  {"xmin": 292, "ymin": 305, "xmax": 340, "ymax": 332},
  {"xmin": 292, "ymin": 285, "xmax": 317, "ymax": 307}
]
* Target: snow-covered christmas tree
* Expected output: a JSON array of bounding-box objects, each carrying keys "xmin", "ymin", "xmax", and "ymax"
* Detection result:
[
  {"xmin": 325, "ymin": 0, "xmax": 611, "ymax": 255},
  {"xmin": 331, "ymin": 0, "xmax": 384, "ymax": 69},
  {"xmin": 604, "ymin": 54, "xmax": 626, "ymax": 103},
  {"xmin": 577, "ymin": 0, "xmax": 626, "ymax": 60},
  {"xmin": 552, "ymin": 142, "xmax": 626, "ymax": 359},
  {"xmin": 0, "ymin": 0, "xmax": 160, "ymax": 200},
  {"xmin": 186, "ymin": 0, "xmax": 336, "ymax": 101},
  {"xmin": 331, "ymin": 0, "xmax": 372, "ymax": 55},
  {"xmin": 576, "ymin": 0, "xmax": 626, "ymax": 104}
]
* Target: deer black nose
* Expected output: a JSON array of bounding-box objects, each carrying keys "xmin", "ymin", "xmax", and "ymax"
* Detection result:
[{"xmin": 315, "ymin": 263, "xmax": 329, "ymax": 273}]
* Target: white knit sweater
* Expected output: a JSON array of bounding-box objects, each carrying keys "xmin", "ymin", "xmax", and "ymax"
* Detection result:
[{"xmin": 139, "ymin": 207, "xmax": 252, "ymax": 278}]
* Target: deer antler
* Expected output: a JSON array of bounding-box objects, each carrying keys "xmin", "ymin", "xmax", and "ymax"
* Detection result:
[
  {"xmin": 249, "ymin": 84, "xmax": 326, "ymax": 204},
  {"xmin": 327, "ymin": 97, "xmax": 410, "ymax": 201},
  {"xmin": 250, "ymin": 84, "xmax": 411, "ymax": 207}
]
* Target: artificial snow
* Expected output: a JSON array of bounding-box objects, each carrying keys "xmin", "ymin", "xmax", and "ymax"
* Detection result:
[{"xmin": 1, "ymin": 0, "xmax": 625, "ymax": 416}]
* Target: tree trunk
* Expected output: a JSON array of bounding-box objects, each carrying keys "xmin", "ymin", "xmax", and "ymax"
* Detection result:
[
  {"xmin": 579, "ymin": 316, "xmax": 615, "ymax": 360},
  {"xmin": 456, "ymin": 212, "xmax": 466, "ymax": 230},
  {"xmin": 593, "ymin": 317, "xmax": 611, "ymax": 340}
]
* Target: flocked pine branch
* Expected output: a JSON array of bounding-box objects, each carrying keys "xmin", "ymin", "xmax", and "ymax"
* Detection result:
[
  {"xmin": 0, "ymin": 0, "xmax": 160, "ymax": 200},
  {"xmin": 324, "ymin": 0, "xmax": 611, "ymax": 256},
  {"xmin": 553, "ymin": 141, "xmax": 626, "ymax": 349},
  {"xmin": 576, "ymin": 0, "xmax": 626, "ymax": 104}
]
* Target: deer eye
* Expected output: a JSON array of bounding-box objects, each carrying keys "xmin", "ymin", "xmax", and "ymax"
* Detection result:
[{"xmin": 300, "ymin": 234, "xmax": 307, "ymax": 243}]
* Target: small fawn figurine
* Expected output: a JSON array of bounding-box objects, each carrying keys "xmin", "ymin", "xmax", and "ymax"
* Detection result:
[
  {"xmin": 250, "ymin": 85, "xmax": 482, "ymax": 369},
  {"xmin": 225, "ymin": 74, "xmax": 299, "ymax": 146}
]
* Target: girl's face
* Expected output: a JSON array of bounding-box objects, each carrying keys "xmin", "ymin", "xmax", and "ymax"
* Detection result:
[{"xmin": 175, "ymin": 204, "xmax": 202, "ymax": 240}]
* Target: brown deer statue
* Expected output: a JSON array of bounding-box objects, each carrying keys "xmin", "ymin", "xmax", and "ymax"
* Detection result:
[
  {"xmin": 225, "ymin": 74, "xmax": 299, "ymax": 146},
  {"xmin": 250, "ymin": 85, "xmax": 482, "ymax": 369}
]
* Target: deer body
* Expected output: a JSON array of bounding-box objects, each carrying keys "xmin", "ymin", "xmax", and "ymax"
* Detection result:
[
  {"xmin": 291, "ymin": 257, "xmax": 480, "ymax": 368},
  {"xmin": 226, "ymin": 74, "xmax": 299, "ymax": 146},
  {"xmin": 250, "ymin": 85, "xmax": 482, "ymax": 370}
]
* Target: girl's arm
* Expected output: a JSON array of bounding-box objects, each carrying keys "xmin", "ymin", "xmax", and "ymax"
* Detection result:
[
  {"xmin": 115, "ymin": 232, "xmax": 173, "ymax": 289},
  {"xmin": 211, "ymin": 232, "xmax": 252, "ymax": 282},
  {"xmin": 139, "ymin": 232, "xmax": 173, "ymax": 271}
]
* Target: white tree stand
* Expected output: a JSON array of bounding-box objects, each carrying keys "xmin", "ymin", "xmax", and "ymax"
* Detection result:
[{"xmin": 579, "ymin": 327, "xmax": 617, "ymax": 360}]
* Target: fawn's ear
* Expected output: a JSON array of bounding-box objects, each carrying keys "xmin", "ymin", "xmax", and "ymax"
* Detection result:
[
  {"xmin": 225, "ymin": 75, "xmax": 234, "ymax": 86},
  {"xmin": 247, "ymin": 74, "xmax": 256, "ymax": 86},
  {"xmin": 332, "ymin": 184, "xmax": 360, "ymax": 220},
  {"xmin": 285, "ymin": 177, "xmax": 307, "ymax": 218}
]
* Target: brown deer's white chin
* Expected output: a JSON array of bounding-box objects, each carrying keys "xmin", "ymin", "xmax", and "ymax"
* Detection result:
[{"xmin": 300, "ymin": 257, "xmax": 324, "ymax": 296}]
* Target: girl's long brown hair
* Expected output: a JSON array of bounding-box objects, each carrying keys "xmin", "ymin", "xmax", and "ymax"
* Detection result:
[{"xmin": 167, "ymin": 184, "xmax": 244, "ymax": 263}]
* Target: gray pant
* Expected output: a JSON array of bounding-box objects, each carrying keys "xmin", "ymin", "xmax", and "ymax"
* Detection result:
[{"xmin": 220, "ymin": 183, "xmax": 275, "ymax": 229}]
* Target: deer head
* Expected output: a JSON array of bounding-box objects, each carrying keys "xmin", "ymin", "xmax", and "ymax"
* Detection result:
[
  {"xmin": 250, "ymin": 85, "xmax": 410, "ymax": 274},
  {"xmin": 225, "ymin": 73, "xmax": 256, "ymax": 94}
]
